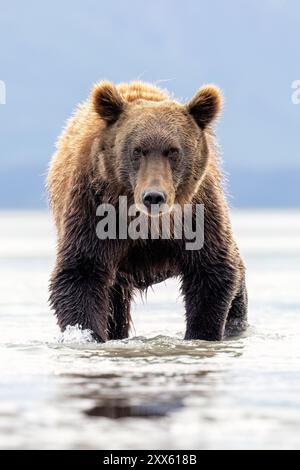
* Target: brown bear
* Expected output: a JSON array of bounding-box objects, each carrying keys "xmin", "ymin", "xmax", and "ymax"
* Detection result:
[{"xmin": 47, "ymin": 80, "xmax": 247, "ymax": 342}]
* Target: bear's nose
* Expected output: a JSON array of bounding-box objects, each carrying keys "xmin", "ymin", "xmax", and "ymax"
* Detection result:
[{"xmin": 142, "ymin": 190, "xmax": 167, "ymax": 208}]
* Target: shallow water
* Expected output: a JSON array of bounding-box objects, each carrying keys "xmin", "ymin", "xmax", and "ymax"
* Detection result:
[{"xmin": 0, "ymin": 210, "xmax": 300, "ymax": 449}]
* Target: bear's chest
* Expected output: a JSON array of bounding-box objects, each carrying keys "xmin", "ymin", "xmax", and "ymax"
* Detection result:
[{"xmin": 118, "ymin": 239, "xmax": 180, "ymax": 288}]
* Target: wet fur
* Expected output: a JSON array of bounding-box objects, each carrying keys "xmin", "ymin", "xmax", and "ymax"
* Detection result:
[{"xmin": 48, "ymin": 81, "xmax": 247, "ymax": 342}]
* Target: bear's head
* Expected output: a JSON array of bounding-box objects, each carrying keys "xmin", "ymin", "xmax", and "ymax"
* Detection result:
[{"xmin": 92, "ymin": 81, "xmax": 222, "ymax": 215}]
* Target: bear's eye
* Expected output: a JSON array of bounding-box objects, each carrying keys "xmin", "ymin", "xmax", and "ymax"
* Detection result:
[
  {"xmin": 164, "ymin": 147, "xmax": 179, "ymax": 159},
  {"xmin": 132, "ymin": 147, "xmax": 143, "ymax": 158}
]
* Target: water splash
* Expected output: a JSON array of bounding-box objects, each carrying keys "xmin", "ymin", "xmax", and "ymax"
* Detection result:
[{"xmin": 57, "ymin": 324, "xmax": 96, "ymax": 344}]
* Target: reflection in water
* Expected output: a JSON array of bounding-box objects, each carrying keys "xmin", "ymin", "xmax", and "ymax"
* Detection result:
[
  {"xmin": 60, "ymin": 368, "xmax": 211, "ymax": 422},
  {"xmin": 84, "ymin": 399, "xmax": 184, "ymax": 419}
]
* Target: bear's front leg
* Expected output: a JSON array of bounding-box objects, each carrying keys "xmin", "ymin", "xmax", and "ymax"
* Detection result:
[
  {"xmin": 50, "ymin": 259, "xmax": 113, "ymax": 342},
  {"xmin": 107, "ymin": 275, "xmax": 133, "ymax": 340},
  {"xmin": 225, "ymin": 276, "xmax": 248, "ymax": 337},
  {"xmin": 181, "ymin": 260, "xmax": 239, "ymax": 341}
]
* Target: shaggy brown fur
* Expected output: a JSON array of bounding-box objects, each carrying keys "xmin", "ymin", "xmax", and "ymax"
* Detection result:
[{"xmin": 47, "ymin": 80, "xmax": 247, "ymax": 342}]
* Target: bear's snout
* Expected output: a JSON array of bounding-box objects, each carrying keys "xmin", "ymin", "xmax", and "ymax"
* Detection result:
[
  {"xmin": 134, "ymin": 155, "xmax": 175, "ymax": 215},
  {"xmin": 142, "ymin": 190, "xmax": 167, "ymax": 208}
]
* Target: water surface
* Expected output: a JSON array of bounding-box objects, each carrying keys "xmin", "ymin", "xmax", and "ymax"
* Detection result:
[{"xmin": 0, "ymin": 210, "xmax": 300, "ymax": 449}]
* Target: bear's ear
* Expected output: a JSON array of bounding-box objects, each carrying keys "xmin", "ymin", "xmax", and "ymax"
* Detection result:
[
  {"xmin": 186, "ymin": 85, "xmax": 223, "ymax": 129},
  {"xmin": 92, "ymin": 81, "xmax": 125, "ymax": 124}
]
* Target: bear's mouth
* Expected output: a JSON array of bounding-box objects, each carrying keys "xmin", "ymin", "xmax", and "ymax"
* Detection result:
[{"xmin": 136, "ymin": 200, "xmax": 173, "ymax": 217}]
